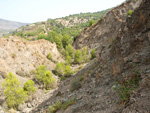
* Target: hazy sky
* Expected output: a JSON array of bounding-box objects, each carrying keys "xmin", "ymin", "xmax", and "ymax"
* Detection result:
[{"xmin": 0, "ymin": 0, "xmax": 125, "ymax": 23}]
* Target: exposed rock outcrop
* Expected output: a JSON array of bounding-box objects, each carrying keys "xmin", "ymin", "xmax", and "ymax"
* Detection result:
[{"xmin": 73, "ymin": 0, "xmax": 142, "ymax": 51}]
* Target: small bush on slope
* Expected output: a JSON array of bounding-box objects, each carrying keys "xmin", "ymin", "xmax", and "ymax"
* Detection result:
[
  {"xmin": 70, "ymin": 79, "xmax": 81, "ymax": 92},
  {"xmin": 64, "ymin": 65, "xmax": 74, "ymax": 77},
  {"xmin": 2, "ymin": 73, "xmax": 28, "ymax": 108},
  {"xmin": 36, "ymin": 65, "xmax": 56, "ymax": 89},
  {"xmin": 74, "ymin": 50, "xmax": 82, "ymax": 64},
  {"xmin": 90, "ymin": 48, "xmax": 96, "ymax": 60},
  {"xmin": 24, "ymin": 80, "xmax": 37, "ymax": 95},
  {"xmin": 54, "ymin": 62, "xmax": 65, "ymax": 76}
]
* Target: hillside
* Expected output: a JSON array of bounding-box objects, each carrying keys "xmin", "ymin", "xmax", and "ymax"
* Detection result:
[
  {"xmin": 12, "ymin": 9, "xmax": 110, "ymax": 41},
  {"xmin": 73, "ymin": 0, "xmax": 143, "ymax": 51},
  {"xmin": 0, "ymin": 19, "xmax": 27, "ymax": 37},
  {"xmin": 32, "ymin": 0, "xmax": 150, "ymax": 112},
  {"xmin": 0, "ymin": 0, "xmax": 150, "ymax": 113}
]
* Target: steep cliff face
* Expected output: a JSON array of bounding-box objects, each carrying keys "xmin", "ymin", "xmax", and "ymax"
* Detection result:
[
  {"xmin": 31, "ymin": 0, "xmax": 150, "ymax": 113},
  {"xmin": 110, "ymin": 0, "xmax": 150, "ymax": 112},
  {"xmin": 73, "ymin": 0, "xmax": 142, "ymax": 51},
  {"xmin": 0, "ymin": 36, "xmax": 62, "ymax": 79}
]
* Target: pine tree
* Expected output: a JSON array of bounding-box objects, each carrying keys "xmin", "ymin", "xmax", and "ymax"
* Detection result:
[
  {"xmin": 62, "ymin": 35, "xmax": 72, "ymax": 48},
  {"xmin": 82, "ymin": 47, "xmax": 88, "ymax": 62},
  {"xmin": 47, "ymin": 31, "xmax": 56, "ymax": 43},
  {"xmin": 90, "ymin": 48, "xmax": 96, "ymax": 60},
  {"xmin": 24, "ymin": 80, "xmax": 37, "ymax": 95},
  {"xmin": 2, "ymin": 72, "xmax": 28, "ymax": 108},
  {"xmin": 65, "ymin": 44, "xmax": 74, "ymax": 58},
  {"xmin": 36, "ymin": 65, "xmax": 56, "ymax": 89},
  {"xmin": 54, "ymin": 62, "xmax": 65, "ymax": 76},
  {"xmin": 54, "ymin": 36, "xmax": 63, "ymax": 50},
  {"xmin": 65, "ymin": 55, "xmax": 72, "ymax": 65},
  {"xmin": 64, "ymin": 65, "xmax": 73, "ymax": 77},
  {"xmin": 74, "ymin": 50, "xmax": 82, "ymax": 64}
]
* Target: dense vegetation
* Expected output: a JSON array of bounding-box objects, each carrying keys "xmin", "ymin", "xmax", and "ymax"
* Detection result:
[
  {"xmin": 11, "ymin": 9, "xmax": 110, "ymax": 43},
  {"xmin": 36, "ymin": 65, "xmax": 56, "ymax": 89}
]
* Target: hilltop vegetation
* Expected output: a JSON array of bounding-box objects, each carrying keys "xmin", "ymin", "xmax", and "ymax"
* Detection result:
[{"xmin": 11, "ymin": 9, "xmax": 110, "ymax": 42}]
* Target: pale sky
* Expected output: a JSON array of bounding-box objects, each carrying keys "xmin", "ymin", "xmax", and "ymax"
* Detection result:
[{"xmin": 0, "ymin": 0, "xmax": 125, "ymax": 23}]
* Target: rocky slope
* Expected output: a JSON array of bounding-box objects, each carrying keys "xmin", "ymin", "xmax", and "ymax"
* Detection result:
[
  {"xmin": 31, "ymin": 0, "xmax": 150, "ymax": 113},
  {"xmin": 0, "ymin": 0, "xmax": 150, "ymax": 113},
  {"xmin": 73, "ymin": 0, "xmax": 142, "ymax": 51}
]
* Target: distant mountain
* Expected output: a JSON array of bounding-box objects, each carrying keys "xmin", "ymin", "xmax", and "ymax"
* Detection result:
[{"xmin": 0, "ymin": 19, "xmax": 27, "ymax": 37}]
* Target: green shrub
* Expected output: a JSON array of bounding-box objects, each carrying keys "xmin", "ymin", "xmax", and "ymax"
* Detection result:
[
  {"xmin": 74, "ymin": 50, "xmax": 82, "ymax": 64},
  {"xmin": 37, "ymin": 32, "xmax": 47, "ymax": 40},
  {"xmin": 82, "ymin": 47, "xmax": 88, "ymax": 62},
  {"xmin": 25, "ymin": 32, "xmax": 36, "ymax": 36},
  {"xmin": 113, "ymin": 71, "xmax": 141, "ymax": 103},
  {"xmin": 60, "ymin": 76, "xmax": 66, "ymax": 81},
  {"xmin": 54, "ymin": 36, "xmax": 63, "ymax": 50},
  {"xmin": 47, "ymin": 53, "xmax": 53, "ymax": 61},
  {"xmin": 26, "ymin": 37, "xmax": 31, "ymax": 41},
  {"xmin": 2, "ymin": 73, "xmax": 28, "ymax": 108},
  {"xmin": 49, "ymin": 98, "xmax": 76, "ymax": 113},
  {"xmin": 65, "ymin": 55, "xmax": 72, "ymax": 65},
  {"xmin": 62, "ymin": 35, "xmax": 72, "ymax": 48},
  {"xmin": 54, "ymin": 62, "xmax": 65, "ymax": 76},
  {"xmin": 62, "ymin": 98, "xmax": 77, "ymax": 110},
  {"xmin": 36, "ymin": 65, "xmax": 56, "ymax": 89},
  {"xmin": 70, "ymin": 79, "xmax": 81, "ymax": 92},
  {"xmin": 65, "ymin": 44, "xmax": 74, "ymax": 58},
  {"xmin": 127, "ymin": 10, "xmax": 133, "ymax": 16},
  {"xmin": 24, "ymin": 80, "xmax": 37, "ymax": 95},
  {"xmin": 49, "ymin": 101, "xmax": 62, "ymax": 113},
  {"xmin": 90, "ymin": 48, "xmax": 96, "ymax": 60},
  {"xmin": 64, "ymin": 65, "xmax": 73, "ymax": 77},
  {"xmin": 113, "ymin": 82, "xmax": 131, "ymax": 102},
  {"xmin": 89, "ymin": 19, "xmax": 95, "ymax": 27}
]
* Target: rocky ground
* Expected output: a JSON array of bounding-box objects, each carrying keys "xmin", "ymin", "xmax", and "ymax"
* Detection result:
[
  {"xmin": 1, "ymin": 0, "xmax": 150, "ymax": 113},
  {"xmin": 32, "ymin": 0, "xmax": 150, "ymax": 113}
]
